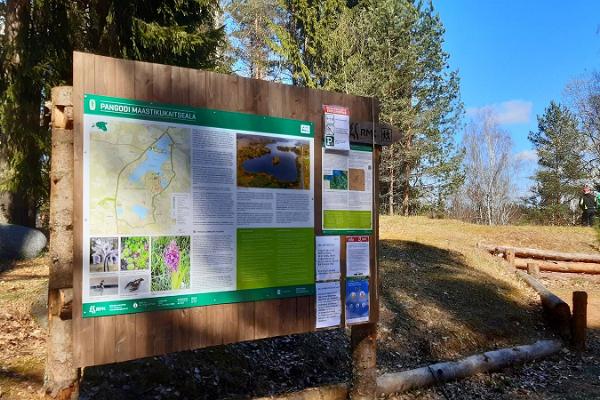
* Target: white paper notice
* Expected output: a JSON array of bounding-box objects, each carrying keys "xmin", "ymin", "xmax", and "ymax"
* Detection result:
[
  {"xmin": 316, "ymin": 236, "xmax": 341, "ymax": 281},
  {"xmin": 316, "ymin": 281, "xmax": 342, "ymax": 328},
  {"xmin": 346, "ymin": 236, "xmax": 370, "ymax": 277},
  {"xmin": 323, "ymin": 105, "xmax": 350, "ymax": 151}
]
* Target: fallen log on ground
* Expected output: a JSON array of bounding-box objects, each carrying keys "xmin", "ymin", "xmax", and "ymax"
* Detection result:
[
  {"xmin": 516, "ymin": 270, "xmax": 571, "ymax": 338},
  {"xmin": 253, "ymin": 383, "xmax": 348, "ymax": 400},
  {"xmin": 255, "ymin": 340, "xmax": 563, "ymax": 399},
  {"xmin": 478, "ymin": 243, "xmax": 600, "ymax": 264},
  {"xmin": 377, "ymin": 340, "xmax": 562, "ymax": 395},
  {"xmin": 514, "ymin": 258, "xmax": 600, "ymax": 274}
]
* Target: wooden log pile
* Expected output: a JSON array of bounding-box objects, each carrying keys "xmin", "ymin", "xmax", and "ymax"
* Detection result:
[{"xmin": 479, "ymin": 244, "xmax": 600, "ymax": 275}]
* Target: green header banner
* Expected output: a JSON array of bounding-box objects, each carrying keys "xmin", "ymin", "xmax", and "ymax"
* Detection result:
[
  {"xmin": 84, "ymin": 94, "xmax": 314, "ymax": 138},
  {"xmin": 83, "ymin": 284, "xmax": 315, "ymax": 318}
]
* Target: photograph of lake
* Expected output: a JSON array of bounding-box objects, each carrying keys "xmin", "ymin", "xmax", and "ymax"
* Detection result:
[{"xmin": 237, "ymin": 134, "xmax": 311, "ymax": 190}]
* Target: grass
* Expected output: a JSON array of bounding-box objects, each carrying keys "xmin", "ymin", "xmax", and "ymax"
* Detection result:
[
  {"xmin": 1, "ymin": 217, "xmax": 598, "ymax": 399},
  {"xmin": 377, "ymin": 216, "xmax": 598, "ymax": 371},
  {"xmin": 0, "ymin": 257, "xmax": 48, "ymax": 399}
]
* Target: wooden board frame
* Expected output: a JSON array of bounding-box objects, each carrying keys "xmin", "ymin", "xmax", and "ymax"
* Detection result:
[{"xmin": 72, "ymin": 52, "xmax": 379, "ymax": 367}]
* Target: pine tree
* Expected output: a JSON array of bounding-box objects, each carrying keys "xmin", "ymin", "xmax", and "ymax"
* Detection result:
[
  {"xmin": 225, "ymin": 0, "xmax": 283, "ymax": 79},
  {"xmin": 269, "ymin": 0, "xmax": 349, "ymax": 87},
  {"xmin": 528, "ymin": 101, "xmax": 587, "ymax": 225},
  {"xmin": 0, "ymin": 0, "xmax": 226, "ymax": 226},
  {"xmin": 326, "ymin": 0, "xmax": 463, "ymax": 215}
]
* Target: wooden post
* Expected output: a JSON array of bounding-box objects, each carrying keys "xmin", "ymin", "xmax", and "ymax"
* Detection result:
[
  {"xmin": 527, "ymin": 262, "xmax": 540, "ymax": 278},
  {"xmin": 571, "ymin": 291, "xmax": 587, "ymax": 352},
  {"xmin": 505, "ymin": 250, "xmax": 515, "ymax": 268},
  {"xmin": 350, "ymin": 323, "xmax": 377, "ymax": 399},
  {"xmin": 45, "ymin": 86, "xmax": 80, "ymax": 399}
]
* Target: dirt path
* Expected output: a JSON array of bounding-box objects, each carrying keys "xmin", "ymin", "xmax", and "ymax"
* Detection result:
[
  {"xmin": 0, "ymin": 257, "xmax": 48, "ymax": 399},
  {"xmin": 552, "ymin": 288, "xmax": 600, "ymax": 329}
]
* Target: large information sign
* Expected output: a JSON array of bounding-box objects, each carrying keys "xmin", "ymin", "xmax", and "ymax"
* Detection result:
[{"xmin": 82, "ymin": 94, "xmax": 315, "ymax": 317}]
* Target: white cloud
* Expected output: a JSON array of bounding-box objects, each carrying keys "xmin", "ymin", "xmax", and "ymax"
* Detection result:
[
  {"xmin": 515, "ymin": 149, "xmax": 538, "ymax": 162},
  {"xmin": 467, "ymin": 100, "xmax": 533, "ymax": 125}
]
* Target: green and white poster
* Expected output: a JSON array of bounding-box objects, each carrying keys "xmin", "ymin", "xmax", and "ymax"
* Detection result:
[
  {"xmin": 322, "ymin": 146, "xmax": 373, "ymax": 235},
  {"xmin": 82, "ymin": 94, "xmax": 315, "ymax": 317}
]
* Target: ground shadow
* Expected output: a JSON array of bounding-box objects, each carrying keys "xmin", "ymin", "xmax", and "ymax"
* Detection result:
[
  {"xmin": 378, "ymin": 240, "xmax": 552, "ymax": 372},
  {"xmin": 79, "ymin": 329, "xmax": 350, "ymax": 400}
]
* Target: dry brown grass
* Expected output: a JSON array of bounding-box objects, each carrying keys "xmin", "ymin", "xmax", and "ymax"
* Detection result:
[
  {"xmin": 0, "ymin": 257, "xmax": 48, "ymax": 400},
  {"xmin": 376, "ymin": 216, "xmax": 594, "ymax": 372}
]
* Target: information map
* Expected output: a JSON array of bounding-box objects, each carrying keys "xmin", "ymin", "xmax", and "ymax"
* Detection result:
[{"xmin": 82, "ymin": 94, "xmax": 315, "ymax": 317}]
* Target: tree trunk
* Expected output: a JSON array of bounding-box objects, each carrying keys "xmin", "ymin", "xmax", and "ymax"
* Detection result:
[
  {"xmin": 514, "ymin": 258, "xmax": 600, "ymax": 275},
  {"xmin": 480, "ymin": 244, "xmax": 600, "ymax": 263},
  {"xmin": 388, "ymin": 164, "xmax": 395, "ymax": 215},
  {"xmin": 401, "ymin": 133, "xmax": 413, "ymax": 216},
  {"xmin": 45, "ymin": 86, "xmax": 79, "ymax": 399},
  {"xmin": 350, "ymin": 323, "xmax": 377, "ymax": 399},
  {"xmin": 377, "ymin": 340, "xmax": 562, "ymax": 395},
  {"xmin": 515, "ymin": 270, "xmax": 571, "ymax": 338}
]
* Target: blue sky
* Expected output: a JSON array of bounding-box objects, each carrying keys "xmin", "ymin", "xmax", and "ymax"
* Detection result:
[{"xmin": 433, "ymin": 1, "xmax": 600, "ymax": 192}]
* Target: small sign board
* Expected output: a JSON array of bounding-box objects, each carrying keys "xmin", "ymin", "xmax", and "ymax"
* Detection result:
[{"xmin": 349, "ymin": 121, "xmax": 401, "ymax": 146}]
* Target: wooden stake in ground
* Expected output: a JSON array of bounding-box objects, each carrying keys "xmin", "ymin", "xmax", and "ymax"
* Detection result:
[
  {"xmin": 350, "ymin": 323, "xmax": 377, "ymax": 399},
  {"xmin": 572, "ymin": 291, "xmax": 588, "ymax": 352},
  {"xmin": 527, "ymin": 262, "xmax": 540, "ymax": 278},
  {"xmin": 505, "ymin": 250, "xmax": 515, "ymax": 268},
  {"xmin": 45, "ymin": 86, "xmax": 79, "ymax": 399}
]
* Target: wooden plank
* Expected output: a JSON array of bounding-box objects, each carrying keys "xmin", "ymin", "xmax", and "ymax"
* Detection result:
[
  {"xmin": 236, "ymin": 302, "xmax": 255, "ymax": 342},
  {"xmin": 93, "ymin": 54, "xmax": 117, "ymax": 366},
  {"xmin": 221, "ymin": 303, "xmax": 239, "ymax": 344},
  {"xmin": 188, "ymin": 306, "xmax": 207, "ymax": 349},
  {"xmin": 132, "ymin": 59, "xmax": 155, "ymax": 360},
  {"xmin": 255, "ymin": 299, "xmax": 281, "ymax": 339},
  {"xmin": 71, "ymin": 51, "xmax": 85, "ymax": 368},
  {"xmin": 74, "ymin": 52, "xmax": 96, "ymax": 367},
  {"xmin": 113, "ymin": 58, "xmax": 137, "ymax": 362},
  {"xmin": 202, "ymin": 304, "xmax": 224, "ymax": 347},
  {"xmin": 279, "ymin": 298, "xmax": 298, "ymax": 335},
  {"xmin": 170, "ymin": 65, "xmax": 192, "ymax": 353}
]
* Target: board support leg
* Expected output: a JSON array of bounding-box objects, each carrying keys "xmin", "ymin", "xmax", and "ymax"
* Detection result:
[
  {"xmin": 45, "ymin": 86, "xmax": 80, "ymax": 399},
  {"xmin": 350, "ymin": 323, "xmax": 377, "ymax": 399}
]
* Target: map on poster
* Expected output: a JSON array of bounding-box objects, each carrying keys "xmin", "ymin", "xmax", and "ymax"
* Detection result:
[
  {"xmin": 82, "ymin": 94, "xmax": 315, "ymax": 317},
  {"xmin": 322, "ymin": 146, "xmax": 373, "ymax": 235},
  {"xmin": 89, "ymin": 121, "xmax": 191, "ymax": 235}
]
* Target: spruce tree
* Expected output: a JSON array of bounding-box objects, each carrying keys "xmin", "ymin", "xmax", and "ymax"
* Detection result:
[
  {"xmin": 528, "ymin": 101, "xmax": 587, "ymax": 225},
  {"xmin": 269, "ymin": 0, "xmax": 349, "ymax": 87},
  {"xmin": 225, "ymin": 0, "xmax": 283, "ymax": 79},
  {"xmin": 0, "ymin": 0, "xmax": 226, "ymax": 226},
  {"xmin": 326, "ymin": 0, "xmax": 463, "ymax": 215}
]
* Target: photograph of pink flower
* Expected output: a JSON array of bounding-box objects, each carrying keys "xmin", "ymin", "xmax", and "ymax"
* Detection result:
[{"xmin": 150, "ymin": 236, "xmax": 190, "ymax": 291}]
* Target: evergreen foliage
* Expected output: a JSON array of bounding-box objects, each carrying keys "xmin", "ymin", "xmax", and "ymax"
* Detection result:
[
  {"xmin": 331, "ymin": 0, "xmax": 464, "ymax": 215},
  {"xmin": 225, "ymin": 0, "xmax": 283, "ymax": 79},
  {"xmin": 0, "ymin": 0, "xmax": 225, "ymax": 226},
  {"xmin": 528, "ymin": 101, "xmax": 587, "ymax": 225}
]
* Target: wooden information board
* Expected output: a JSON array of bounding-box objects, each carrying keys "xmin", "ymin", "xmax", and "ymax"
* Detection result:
[{"xmin": 72, "ymin": 52, "xmax": 379, "ymax": 367}]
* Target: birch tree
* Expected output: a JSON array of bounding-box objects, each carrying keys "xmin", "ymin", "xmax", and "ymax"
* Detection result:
[{"xmin": 462, "ymin": 111, "xmax": 518, "ymax": 225}]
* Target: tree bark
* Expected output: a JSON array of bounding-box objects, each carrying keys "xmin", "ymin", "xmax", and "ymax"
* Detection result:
[
  {"xmin": 377, "ymin": 340, "xmax": 562, "ymax": 395},
  {"xmin": 479, "ymin": 244, "xmax": 600, "ymax": 264},
  {"xmin": 350, "ymin": 323, "xmax": 377, "ymax": 399},
  {"xmin": 45, "ymin": 86, "xmax": 79, "ymax": 399},
  {"xmin": 514, "ymin": 258, "xmax": 600, "ymax": 275},
  {"xmin": 388, "ymin": 163, "xmax": 394, "ymax": 215},
  {"xmin": 571, "ymin": 291, "xmax": 587, "ymax": 352},
  {"xmin": 516, "ymin": 270, "xmax": 571, "ymax": 338},
  {"xmin": 400, "ymin": 129, "xmax": 413, "ymax": 216}
]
